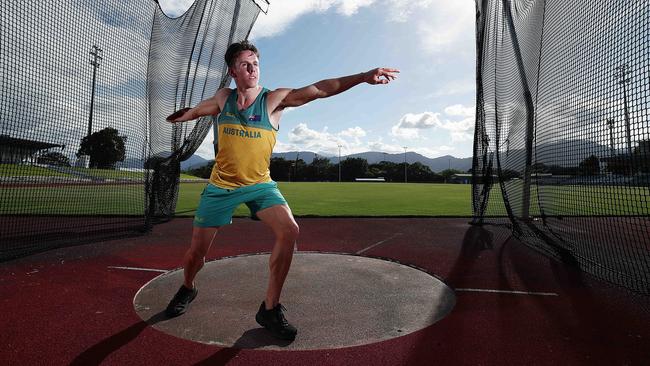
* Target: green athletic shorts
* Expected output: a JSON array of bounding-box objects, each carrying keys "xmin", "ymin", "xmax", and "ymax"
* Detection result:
[{"xmin": 193, "ymin": 181, "xmax": 287, "ymax": 227}]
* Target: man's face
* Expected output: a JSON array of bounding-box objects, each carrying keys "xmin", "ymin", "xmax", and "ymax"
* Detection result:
[{"xmin": 230, "ymin": 50, "xmax": 259, "ymax": 89}]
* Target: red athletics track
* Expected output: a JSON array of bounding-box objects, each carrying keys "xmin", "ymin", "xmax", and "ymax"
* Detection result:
[{"xmin": 1, "ymin": 218, "xmax": 649, "ymax": 365}]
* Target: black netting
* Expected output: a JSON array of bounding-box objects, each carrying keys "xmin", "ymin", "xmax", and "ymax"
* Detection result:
[
  {"xmin": 472, "ymin": 0, "xmax": 649, "ymax": 294},
  {"xmin": 0, "ymin": 0, "xmax": 264, "ymax": 260}
]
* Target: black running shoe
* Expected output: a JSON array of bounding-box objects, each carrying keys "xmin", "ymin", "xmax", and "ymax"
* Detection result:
[
  {"xmin": 165, "ymin": 285, "xmax": 198, "ymax": 317},
  {"xmin": 255, "ymin": 302, "xmax": 298, "ymax": 340}
]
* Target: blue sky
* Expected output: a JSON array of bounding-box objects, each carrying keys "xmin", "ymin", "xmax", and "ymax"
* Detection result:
[{"xmin": 160, "ymin": 0, "xmax": 476, "ymax": 159}]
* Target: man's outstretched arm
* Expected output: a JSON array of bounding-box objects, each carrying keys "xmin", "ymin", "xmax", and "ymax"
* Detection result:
[
  {"xmin": 271, "ymin": 67, "xmax": 399, "ymax": 111},
  {"xmin": 167, "ymin": 89, "xmax": 227, "ymax": 123}
]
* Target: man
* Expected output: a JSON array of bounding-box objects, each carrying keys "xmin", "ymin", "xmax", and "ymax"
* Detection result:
[{"xmin": 165, "ymin": 40, "xmax": 398, "ymax": 341}]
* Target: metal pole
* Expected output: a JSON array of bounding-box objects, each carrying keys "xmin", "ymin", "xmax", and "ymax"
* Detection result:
[
  {"xmin": 403, "ymin": 147, "xmax": 408, "ymax": 183},
  {"xmin": 615, "ymin": 64, "xmax": 632, "ymax": 155},
  {"xmin": 338, "ymin": 144, "xmax": 342, "ymax": 182},
  {"xmin": 607, "ymin": 118, "xmax": 615, "ymax": 157},
  {"xmin": 87, "ymin": 45, "xmax": 103, "ymax": 138},
  {"xmin": 501, "ymin": 0, "xmax": 536, "ymax": 220}
]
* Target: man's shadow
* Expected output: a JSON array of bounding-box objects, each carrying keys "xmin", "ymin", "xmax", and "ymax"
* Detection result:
[
  {"xmin": 194, "ymin": 328, "xmax": 293, "ymax": 365},
  {"xmin": 70, "ymin": 309, "xmax": 293, "ymax": 366},
  {"xmin": 69, "ymin": 311, "xmax": 168, "ymax": 366}
]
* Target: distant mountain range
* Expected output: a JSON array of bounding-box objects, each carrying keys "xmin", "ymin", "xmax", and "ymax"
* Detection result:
[
  {"xmin": 130, "ymin": 139, "xmax": 619, "ymax": 173},
  {"xmin": 180, "ymin": 151, "xmax": 473, "ymax": 173}
]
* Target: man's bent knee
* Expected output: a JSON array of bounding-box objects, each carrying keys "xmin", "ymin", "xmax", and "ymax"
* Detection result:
[
  {"xmin": 277, "ymin": 222, "xmax": 299, "ymax": 244},
  {"xmin": 184, "ymin": 249, "xmax": 205, "ymax": 267}
]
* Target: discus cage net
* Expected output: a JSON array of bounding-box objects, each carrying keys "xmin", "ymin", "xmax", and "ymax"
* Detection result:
[
  {"xmin": 472, "ymin": 0, "xmax": 649, "ymax": 295},
  {"xmin": 0, "ymin": 0, "xmax": 267, "ymax": 260}
]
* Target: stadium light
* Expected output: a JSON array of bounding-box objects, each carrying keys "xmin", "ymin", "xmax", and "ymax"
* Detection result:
[
  {"xmin": 87, "ymin": 45, "xmax": 103, "ymax": 138},
  {"xmin": 403, "ymin": 146, "xmax": 408, "ymax": 183},
  {"xmin": 338, "ymin": 144, "xmax": 342, "ymax": 182},
  {"xmin": 606, "ymin": 118, "xmax": 615, "ymax": 157},
  {"xmin": 615, "ymin": 64, "xmax": 632, "ymax": 155}
]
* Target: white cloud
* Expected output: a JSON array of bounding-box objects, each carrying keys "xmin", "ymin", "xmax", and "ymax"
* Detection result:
[
  {"xmin": 339, "ymin": 126, "xmax": 367, "ymax": 138},
  {"xmin": 248, "ymin": 124, "xmax": 464, "ymax": 159},
  {"xmin": 391, "ymin": 125, "xmax": 422, "ymax": 139},
  {"xmin": 399, "ymin": 112, "xmax": 443, "ymax": 129},
  {"xmin": 249, "ymin": 0, "xmax": 455, "ymax": 40},
  {"xmin": 390, "ymin": 112, "xmax": 442, "ymax": 138},
  {"xmin": 250, "ymin": 0, "xmax": 380, "ymax": 39},
  {"xmin": 412, "ymin": 146, "xmax": 443, "ymax": 157},
  {"xmin": 415, "ymin": 1, "xmax": 475, "ymax": 55},
  {"xmin": 334, "ymin": 0, "xmax": 376, "ymax": 16},
  {"xmin": 273, "ymin": 140, "xmax": 300, "ymax": 153},
  {"xmin": 287, "ymin": 123, "xmax": 346, "ymax": 154},
  {"xmin": 445, "ymin": 104, "xmax": 475, "ymax": 118},
  {"xmin": 439, "ymin": 145, "xmax": 455, "ymax": 151},
  {"xmin": 386, "ymin": 0, "xmax": 435, "ymax": 22},
  {"xmin": 157, "ymin": 0, "xmax": 194, "ymax": 17},
  {"xmin": 367, "ymin": 140, "xmax": 406, "ymax": 154},
  {"xmin": 391, "ymin": 105, "xmax": 475, "ymax": 141}
]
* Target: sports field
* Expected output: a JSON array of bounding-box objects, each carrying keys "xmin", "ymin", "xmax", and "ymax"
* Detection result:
[
  {"xmin": 176, "ymin": 182, "xmax": 475, "ymax": 217},
  {"xmin": 2, "ymin": 180, "xmax": 647, "ymax": 217}
]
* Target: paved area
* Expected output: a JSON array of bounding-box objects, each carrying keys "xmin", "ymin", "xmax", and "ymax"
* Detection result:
[
  {"xmin": 134, "ymin": 253, "xmax": 455, "ymax": 350},
  {"xmin": 1, "ymin": 218, "xmax": 649, "ymax": 365}
]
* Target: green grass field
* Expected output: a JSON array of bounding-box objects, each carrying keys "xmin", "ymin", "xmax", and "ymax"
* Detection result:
[
  {"xmin": 175, "ymin": 182, "xmax": 474, "ymax": 217},
  {"xmin": 0, "ymin": 185, "xmax": 145, "ymax": 215},
  {"xmin": 0, "ymin": 164, "xmax": 198, "ymax": 180},
  {"xmin": 2, "ymin": 181, "xmax": 647, "ymax": 217},
  {"xmin": 0, "ymin": 164, "xmax": 72, "ymax": 177}
]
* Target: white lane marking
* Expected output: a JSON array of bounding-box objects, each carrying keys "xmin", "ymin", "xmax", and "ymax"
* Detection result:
[
  {"xmin": 356, "ymin": 233, "xmax": 403, "ymax": 254},
  {"xmin": 455, "ymin": 288, "xmax": 558, "ymax": 296},
  {"xmin": 108, "ymin": 266, "xmax": 168, "ymax": 273}
]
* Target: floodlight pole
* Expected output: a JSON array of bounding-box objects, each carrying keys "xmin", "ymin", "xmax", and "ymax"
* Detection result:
[
  {"xmin": 403, "ymin": 147, "xmax": 408, "ymax": 183},
  {"xmin": 615, "ymin": 64, "xmax": 632, "ymax": 155},
  {"xmin": 338, "ymin": 144, "xmax": 342, "ymax": 182},
  {"xmin": 87, "ymin": 45, "xmax": 103, "ymax": 138},
  {"xmin": 606, "ymin": 118, "xmax": 615, "ymax": 157}
]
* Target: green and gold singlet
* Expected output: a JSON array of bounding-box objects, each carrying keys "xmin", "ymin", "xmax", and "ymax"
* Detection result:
[{"xmin": 209, "ymin": 87, "xmax": 277, "ymax": 189}]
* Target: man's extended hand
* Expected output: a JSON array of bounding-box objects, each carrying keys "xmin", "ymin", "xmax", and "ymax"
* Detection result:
[
  {"xmin": 166, "ymin": 107, "xmax": 192, "ymax": 123},
  {"xmin": 364, "ymin": 68, "xmax": 400, "ymax": 85}
]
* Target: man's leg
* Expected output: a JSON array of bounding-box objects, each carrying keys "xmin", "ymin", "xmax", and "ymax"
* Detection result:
[
  {"xmin": 253, "ymin": 204, "xmax": 299, "ymax": 340},
  {"xmin": 255, "ymin": 204, "xmax": 299, "ymax": 309},
  {"xmin": 183, "ymin": 226, "xmax": 219, "ymax": 288},
  {"xmin": 166, "ymin": 226, "xmax": 218, "ymax": 317}
]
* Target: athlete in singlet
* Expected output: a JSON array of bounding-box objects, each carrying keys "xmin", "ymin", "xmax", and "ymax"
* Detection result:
[{"xmin": 165, "ymin": 41, "xmax": 398, "ymax": 340}]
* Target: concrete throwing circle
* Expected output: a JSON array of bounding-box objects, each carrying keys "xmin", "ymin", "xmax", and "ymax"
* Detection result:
[{"xmin": 134, "ymin": 253, "xmax": 455, "ymax": 350}]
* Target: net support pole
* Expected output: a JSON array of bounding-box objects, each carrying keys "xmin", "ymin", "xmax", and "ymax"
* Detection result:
[
  {"xmin": 502, "ymin": 0, "xmax": 535, "ymax": 220},
  {"xmin": 521, "ymin": 93, "xmax": 534, "ymax": 221}
]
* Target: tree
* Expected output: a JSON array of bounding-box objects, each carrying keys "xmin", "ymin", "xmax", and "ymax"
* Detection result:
[
  {"xmin": 579, "ymin": 155, "xmax": 600, "ymax": 176},
  {"xmin": 369, "ymin": 161, "xmax": 397, "ymax": 181},
  {"xmin": 292, "ymin": 159, "xmax": 308, "ymax": 181},
  {"xmin": 605, "ymin": 155, "xmax": 633, "ymax": 175},
  {"xmin": 185, "ymin": 162, "xmax": 213, "ymax": 178},
  {"xmin": 340, "ymin": 157, "xmax": 369, "ymax": 181},
  {"xmin": 407, "ymin": 162, "xmax": 437, "ymax": 182},
  {"xmin": 37, "ymin": 151, "xmax": 70, "ymax": 167},
  {"xmin": 270, "ymin": 157, "xmax": 293, "ymax": 181},
  {"xmin": 77, "ymin": 127, "xmax": 126, "ymax": 169},
  {"xmin": 305, "ymin": 157, "xmax": 333, "ymax": 181}
]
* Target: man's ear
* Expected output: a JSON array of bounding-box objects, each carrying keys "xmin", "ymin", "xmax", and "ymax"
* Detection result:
[{"xmin": 228, "ymin": 67, "xmax": 236, "ymax": 79}]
